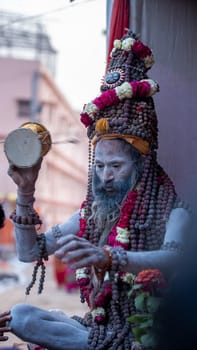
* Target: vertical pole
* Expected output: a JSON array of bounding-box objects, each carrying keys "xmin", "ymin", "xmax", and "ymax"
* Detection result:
[{"xmin": 30, "ymin": 71, "xmax": 39, "ymax": 122}]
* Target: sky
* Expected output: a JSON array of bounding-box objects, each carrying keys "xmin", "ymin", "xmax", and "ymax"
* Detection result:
[{"xmin": 0, "ymin": 0, "xmax": 107, "ymax": 110}]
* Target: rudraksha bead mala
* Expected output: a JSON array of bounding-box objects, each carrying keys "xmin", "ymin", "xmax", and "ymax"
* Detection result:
[{"xmin": 25, "ymin": 233, "xmax": 48, "ymax": 295}]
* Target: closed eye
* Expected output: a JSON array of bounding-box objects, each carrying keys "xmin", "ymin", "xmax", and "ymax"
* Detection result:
[
  {"xmin": 96, "ymin": 163, "xmax": 104, "ymax": 169},
  {"xmin": 112, "ymin": 164, "xmax": 121, "ymax": 168}
]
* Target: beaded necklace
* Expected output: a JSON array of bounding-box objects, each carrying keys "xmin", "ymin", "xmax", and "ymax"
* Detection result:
[{"xmin": 76, "ymin": 189, "xmax": 138, "ymax": 324}]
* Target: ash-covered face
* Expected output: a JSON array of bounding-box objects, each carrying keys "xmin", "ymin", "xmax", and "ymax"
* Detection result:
[
  {"xmin": 93, "ymin": 139, "xmax": 135, "ymax": 197},
  {"xmin": 90, "ymin": 139, "xmax": 142, "ymax": 235}
]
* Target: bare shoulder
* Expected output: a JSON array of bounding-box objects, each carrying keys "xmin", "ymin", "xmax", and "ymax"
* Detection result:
[
  {"xmin": 164, "ymin": 207, "xmax": 191, "ymax": 244},
  {"xmin": 167, "ymin": 206, "xmax": 191, "ymax": 225}
]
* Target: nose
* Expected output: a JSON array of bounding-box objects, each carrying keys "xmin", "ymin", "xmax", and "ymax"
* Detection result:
[{"xmin": 103, "ymin": 166, "xmax": 114, "ymax": 184}]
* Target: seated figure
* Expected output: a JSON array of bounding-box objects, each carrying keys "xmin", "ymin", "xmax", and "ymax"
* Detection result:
[{"xmin": 5, "ymin": 31, "xmax": 191, "ymax": 350}]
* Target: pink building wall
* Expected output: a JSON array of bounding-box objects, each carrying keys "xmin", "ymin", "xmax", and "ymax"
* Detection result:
[{"xmin": 0, "ymin": 57, "xmax": 88, "ymax": 228}]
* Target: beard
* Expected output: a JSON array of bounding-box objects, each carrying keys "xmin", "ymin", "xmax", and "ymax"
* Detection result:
[{"xmin": 90, "ymin": 170, "xmax": 132, "ymax": 236}]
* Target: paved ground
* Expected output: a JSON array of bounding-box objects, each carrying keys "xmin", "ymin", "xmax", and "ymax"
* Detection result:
[{"xmin": 0, "ymin": 257, "xmax": 88, "ymax": 348}]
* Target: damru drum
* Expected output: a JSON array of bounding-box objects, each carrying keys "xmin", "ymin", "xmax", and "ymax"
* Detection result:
[{"xmin": 4, "ymin": 122, "xmax": 52, "ymax": 168}]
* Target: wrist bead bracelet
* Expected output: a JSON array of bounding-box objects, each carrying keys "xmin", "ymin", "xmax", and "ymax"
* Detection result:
[
  {"xmin": 10, "ymin": 209, "xmax": 42, "ymax": 226},
  {"xmin": 51, "ymin": 225, "xmax": 62, "ymax": 239},
  {"xmin": 94, "ymin": 246, "xmax": 112, "ymax": 282},
  {"xmin": 102, "ymin": 246, "xmax": 112, "ymax": 271}
]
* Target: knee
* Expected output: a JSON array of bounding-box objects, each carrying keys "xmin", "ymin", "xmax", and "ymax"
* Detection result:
[{"xmin": 10, "ymin": 304, "xmax": 38, "ymax": 336}]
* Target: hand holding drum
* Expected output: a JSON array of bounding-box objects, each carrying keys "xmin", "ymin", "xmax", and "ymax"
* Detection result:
[{"xmin": 5, "ymin": 122, "xmax": 51, "ymax": 193}]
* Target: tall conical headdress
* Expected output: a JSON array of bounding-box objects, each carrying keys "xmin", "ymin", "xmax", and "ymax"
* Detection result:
[{"xmin": 80, "ymin": 30, "xmax": 159, "ymax": 154}]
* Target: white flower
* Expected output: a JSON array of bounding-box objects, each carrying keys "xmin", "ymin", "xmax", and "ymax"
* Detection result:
[
  {"xmin": 76, "ymin": 267, "xmax": 88, "ymax": 279},
  {"xmin": 81, "ymin": 208, "xmax": 86, "ymax": 219},
  {"xmin": 104, "ymin": 271, "xmax": 110, "ymax": 281},
  {"xmin": 120, "ymin": 272, "xmax": 135, "ymax": 285},
  {"xmin": 141, "ymin": 79, "xmax": 159, "ymax": 96},
  {"xmin": 116, "ymin": 226, "xmax": 130, "ymax": 244},
  {"xmin": 91, "ymin": 307, "xmax": 105, "ymax": 318},
  {"xmin": 144, "ymin": 54, "xmax": 154, "ymax": 68},
  {"xmin": 115, "ymin": 82, "xmax": 132, "ymax": 100},
  {"xmin": 122, "ymin": 37, "xmax": 135, "ymax": 51},
  {"xmin": 84, "ymin": 102, "xmax": 98, "ymax": 119},
  {"xmin": 113, "ymin": 39, "xmax": 121, "ymax": 49}
]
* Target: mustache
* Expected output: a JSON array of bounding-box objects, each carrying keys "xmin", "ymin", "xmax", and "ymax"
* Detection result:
[{"xmin": 92, "ymin": 170, "xmax": 131, "ymax": 201}]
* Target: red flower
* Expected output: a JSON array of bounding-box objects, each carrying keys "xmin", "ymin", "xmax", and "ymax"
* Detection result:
[
  {"xmin": 135, "ymin": 269, "xmax": 167, "ymax": 294},
  {"xmin": 136, "ymin": 103, "xmax": 146, "ymax": 112},
  {"xmin": 95, "ymin": 282, "xmax": 112, "ymax": 307},
  {"xmin": 132, "ymin": 40, "xmax": 152, "ymax": 59},
  {"xmin": 94, "ymin": 314, "xmax": 105, "ymax": 324},
  {"xmin": 77, "ymin": 277, "xmax": 89, "ymax": 287},
  {"xmin": 80, "ymin": 113, "xmax": 93, "ymax": 127},
  {"xmin": 129, "ymin": 81, "xmax": 138, "ymax": 97},
  {"xmin": 107, "ymin": 227, "xmax": 117, "ymax": 246},
  {"xmin": 136, "ymin": 81, "xmax": 151, "ymax": 97},
  {"xmin": 94, "ymin": 89, "xmax": 119, "ymax": 110}
]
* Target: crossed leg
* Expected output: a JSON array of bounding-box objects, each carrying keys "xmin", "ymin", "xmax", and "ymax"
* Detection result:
[{"xmin": 9, "ymin": 304, "xmax": 89, "ymax": 350}]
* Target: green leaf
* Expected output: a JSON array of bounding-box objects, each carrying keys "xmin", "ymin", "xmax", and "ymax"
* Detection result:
[
  {"xmin": 132, "ymin": 327, "xmax": 146, "ymax": 341},
  {"xmin": 128, "ymin": 284, "xmax": 142, "ymax": 297},
  {"xmin": 146, "ymin": 296, "xmax": 161, "ymax": 313},
  {"xmin": 140, "ymin": 332, "xmax": 158, "ymax": 348},
  {"xmin": 128, "ymin": 313, "xmax": 149, "ymax": 324},
  {"xmin": 135, "ymin": 293, "xmax": 146, "ymax": 311},
  {"xmin": 139, "ymin": 318, "xmax": 153, "ymax": 328}
]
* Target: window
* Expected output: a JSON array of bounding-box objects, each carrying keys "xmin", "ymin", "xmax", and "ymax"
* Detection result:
[{"xmin": 17, "ymin": 99, "xmax": 31, "ymax": 118}]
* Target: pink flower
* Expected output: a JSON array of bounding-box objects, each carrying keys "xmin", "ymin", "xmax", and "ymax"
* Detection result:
[
  {"xmin": 107, "ymin": 227, "xmax": 117, "ymax": 246},
  {"xmin": 137, "ymin": 81, "xmax": 151, "ymax": 97},
  {"xmin": 94, "ymin": 314, "xmax": 105, "ymax": 324},
  {"xmin": 95, "ymin": 283, "xmax": 112, "ymax": 307},
  {"xmin": 80, "ymin": 113, "xmax": 93, "ymax": 127},
  {"xmin": 130, "ymin": 81, "xmax": 151, "ymax": 98},
  {"xmin": 129, "ymin": 81, "xmax": 138, "ymax": 97},
  {"xmin": 132, "ymin": 40, "xmax": 152, "ymax": 59},
  {"xmin": 94, "ymin": 89, "xmax": 119, "ymax": 110},
  {"xmin": 136, "ymin": 104, "xmax": 146, "ymax": 112}
]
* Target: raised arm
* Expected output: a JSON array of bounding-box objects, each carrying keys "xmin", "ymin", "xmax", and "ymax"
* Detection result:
[
  {"xmin": 14, "ymin": 205, "xmax": 80, "ymax": 262},
  {"xmin": 7, "ymin": 159, "xmax": 80, "ymax": 262}
]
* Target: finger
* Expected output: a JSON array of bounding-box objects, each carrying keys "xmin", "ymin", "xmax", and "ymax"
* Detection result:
[
  {"xmin": 0, "ymin": 311, "xmax": 11, "ymax": 317},
  {"xmin": 61, "ymin": 247, "xmax": 96, "ymax": 264},
  {"xmin": 56, "ymin": 234, "xmax": 78, "ymax": 246},
  {"xmin": 69, "ymin": 255, "xmax": 100, "ymax": 269},
  {"xmin": 0, "ymin": 335, "xmax": 9, "ymax": 341},
  {"xmin": 0, "ymin": 315, "xmax": 12, "ymax": 326},
  {"xmin": 7, "ymin": 165, "xmax": 13, "ymax": 176},
  {"xmin": 0, "ymin": 326, "xmax": 12, "ymax": 332},
  {"xmin": 55, "ymin": 239, "xmax": 90, "ymax": 257}
]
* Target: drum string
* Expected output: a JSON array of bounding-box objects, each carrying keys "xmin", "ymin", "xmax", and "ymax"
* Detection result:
[
  {"xmin": 37, "ymin": 131, "xmax": 80, "ymax": 144},
  {"xmin": 0, "ymin": 133, "xmax": 80, "ymax": 145}
]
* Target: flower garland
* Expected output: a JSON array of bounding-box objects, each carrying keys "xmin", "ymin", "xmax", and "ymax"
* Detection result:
[
  {"xmin": 111, "ymin": 37, "xmax": 154, "ymax": 69},
  {"xmin": 80, "ymin": 79, "xmax": 159, "ymax": 127},
  {"xmin": 76, "ymin": 189, "xmax": 138, "ymax": 323}
]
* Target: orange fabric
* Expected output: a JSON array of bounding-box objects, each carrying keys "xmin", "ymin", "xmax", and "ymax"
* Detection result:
[
  {"xmin": 0, "ymin": 219, "xmax": 14, "ymax": 245},
  {"xmin": 95, "ymin": 118, "xmax": 110, "ymax": 133},
  {"xmin": 107, "ymin": 0, "xmax": 130, "ymax": 64},
  {"xmin": 92, "ymin": 133, "xmax": 150, "ymax": 155}
]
